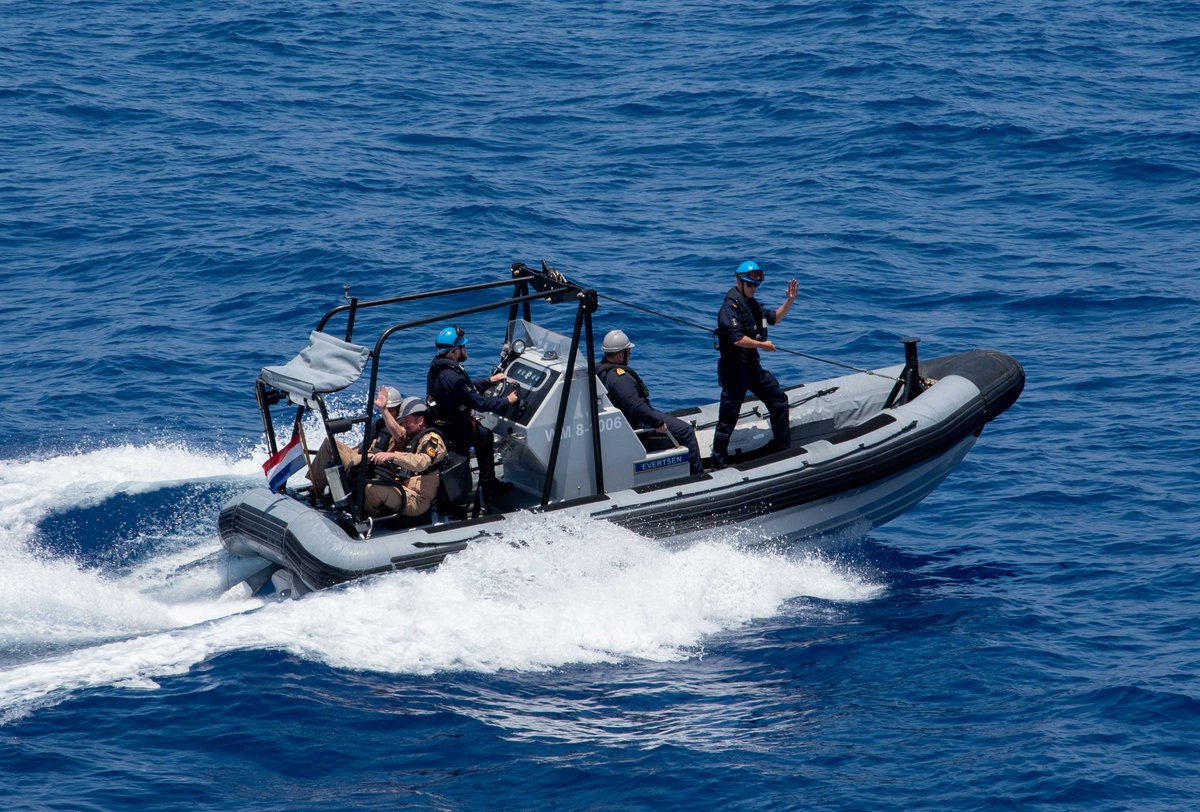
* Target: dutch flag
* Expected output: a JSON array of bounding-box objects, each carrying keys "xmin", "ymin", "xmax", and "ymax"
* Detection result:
[{"xmin": 263, "ymin": 432, "xmax": 305, "ymax": 492}]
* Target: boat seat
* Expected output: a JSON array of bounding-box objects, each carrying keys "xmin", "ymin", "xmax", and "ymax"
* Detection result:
[{"xmin": 634, "ymin": 426, "xmax": 683, "ymax": 452}]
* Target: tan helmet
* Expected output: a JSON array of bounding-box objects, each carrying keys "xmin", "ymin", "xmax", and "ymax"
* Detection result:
[
  {"xmin": 383, "ymin": 387, "xmax": 404, "ymax": 409},
  {"xmin": 601, "ymin": 329, "xmax": 635, "ymax": 354},
  {"xmin": 397, "ymin": 396, "xmax": 431, "ymax": 419}
]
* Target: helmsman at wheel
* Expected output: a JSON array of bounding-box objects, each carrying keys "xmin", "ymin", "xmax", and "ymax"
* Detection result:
[{"xmin": 426, "ymin": 325, "xmax": 519, "ymax": 511}]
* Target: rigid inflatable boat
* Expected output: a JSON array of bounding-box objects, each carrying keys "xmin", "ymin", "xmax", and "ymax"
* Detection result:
[{"xmin": 218, "ymin": 262, "xmax": 1024, "ymax": 597}]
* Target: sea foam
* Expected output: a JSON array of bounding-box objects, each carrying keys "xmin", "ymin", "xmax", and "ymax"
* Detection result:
[{"xmin": 0, "ymin": 445, "xmax": 881, "ymax": 722}]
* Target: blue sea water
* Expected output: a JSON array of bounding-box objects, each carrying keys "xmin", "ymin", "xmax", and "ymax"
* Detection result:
[{"xmin": 2, "ymin": 0, "xmax": 1199, "ymax": 808}]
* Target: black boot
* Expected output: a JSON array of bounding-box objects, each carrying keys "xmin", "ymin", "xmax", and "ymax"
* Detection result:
[
  {"xmin": 479, "ymin": 479, "xmax": 515, "ymax": 514},
  {"xmin": 486, "ymin": 480, "xmax": 514, "ymax": 497},
  {"xmin": 710, "ymin": 439, "xmax": 730, "ymax": 470}
]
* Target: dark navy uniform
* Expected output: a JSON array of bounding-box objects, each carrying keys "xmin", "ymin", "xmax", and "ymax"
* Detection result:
[
  {"xmin": 597, "ymin": 358, "xmax": 704, "ymax": 476},
  {"xmin": 427, "ymin": 354, "xmax": 509, "ymax": 486},
  {"xmin": 713, "ymin": 286, "xmax": 791, "ymax": 465}
]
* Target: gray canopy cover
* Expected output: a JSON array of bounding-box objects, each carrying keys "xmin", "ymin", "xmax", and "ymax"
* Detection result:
[{"xmin": 259, "ymin": 331, "xmax": 370, "ymax": 404}]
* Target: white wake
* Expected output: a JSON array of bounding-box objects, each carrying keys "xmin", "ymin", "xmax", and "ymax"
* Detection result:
[{"xmin": 0, "ymin": 444, "xmax": 882, "ymax": 723}]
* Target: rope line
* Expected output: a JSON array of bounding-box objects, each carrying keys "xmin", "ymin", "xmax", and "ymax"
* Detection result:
[{"xmin": 596, "ymin": 291, "xmax": 897, "ymax": 380}]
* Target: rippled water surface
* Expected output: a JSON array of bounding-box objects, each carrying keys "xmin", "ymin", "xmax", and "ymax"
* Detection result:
[{"xmin": 2, "ymin": 1, "xmax": 1198, "ymax": 809}]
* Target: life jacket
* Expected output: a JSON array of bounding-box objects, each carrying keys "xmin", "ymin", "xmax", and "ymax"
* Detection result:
[
  {"xmin": 426, "ymin": 355, "xmax": 480, "ymax": 453},
  {"xmin": 407, "ymin": 421, "xmax": 470, "ymax": 516},
  {"xmin": 408, "ymin": 427, "xmax": 448, "ymax": 473},
  {"xmin": 426, "ymin": 356, "xmax": 471, "ymax": 419},
  {"xmin": 370, "ymin": 417, "xmax": 396, "ymax": 454},
  {"xmin": 371, "ymin": 426, "xmax": 448, "ymax": 485},
  {"xmin": 714, "ymin": 286, "xmax": 768, "ymax": 357},
  {"xmin": 597, "ymin": 360, "xmax": 652, "ymax": 403}
]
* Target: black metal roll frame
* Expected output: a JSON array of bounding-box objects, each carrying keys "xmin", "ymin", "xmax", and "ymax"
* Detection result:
[{"xmin": 256, "ymin": 261, "xmax": 605, "ymax": 525}]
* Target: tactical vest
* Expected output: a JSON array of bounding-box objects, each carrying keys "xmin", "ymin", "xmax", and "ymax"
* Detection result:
[
  {"xmin": 714, "ymin": 286, "xmax": 768, "ymax": 357},
  {"xmin": 372, "ymin": 426, "xmax": 447, "ymax": 485},
  {"xmin": 598, "ymin": 362, "xmax": 651, "ymax": 402},
  {"xmin": 426, "ymin": 356, "xmax": 471, "ymax": 417}
]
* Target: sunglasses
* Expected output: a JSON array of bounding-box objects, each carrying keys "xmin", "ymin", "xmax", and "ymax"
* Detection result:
[{"xmin": 446, "ymin": 325, "xmax": 467, "ymax": 347}]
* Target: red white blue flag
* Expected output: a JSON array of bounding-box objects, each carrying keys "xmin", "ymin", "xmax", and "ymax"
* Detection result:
[{"xmin": 263, "ymin": 432, "xmax": 305, "ymax": 491}]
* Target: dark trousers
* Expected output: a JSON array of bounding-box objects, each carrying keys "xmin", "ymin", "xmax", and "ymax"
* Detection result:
[
  {"xmin": 473, "ymin": 422, "xmax": 498, "ymax": 483},
  {"xmin": 666, "ymin": 415, "xmax": 705, "ymax": 475},
  {"xmin": 713, "ymin": 360, "xmax": 791, "ymax": 461},
  {"xmin": 447, "ymin": 420, "xmax": 499, "ymax": 484}
]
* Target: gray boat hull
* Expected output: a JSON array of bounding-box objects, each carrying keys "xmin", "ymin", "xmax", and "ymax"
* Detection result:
[{"xmin": 219, "ymin": 349, "xmax": 1023, "ymax": 596}]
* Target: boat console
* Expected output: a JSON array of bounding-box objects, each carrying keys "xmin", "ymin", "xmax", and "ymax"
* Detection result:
[{"xmin": 479, "ymin": 320, "xmax": 695, "ymax": 501}]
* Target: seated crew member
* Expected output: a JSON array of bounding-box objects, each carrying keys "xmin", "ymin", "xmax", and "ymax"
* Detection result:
[
  {"xmin": 427, "ymin": 325, "xmax": 518, "ymax": 512},
  {"xmin": 310, "ymin": 391, "xmax": 447, "ymax": 523},
  {"xmin": 712, "ymin": 260, "xmax": 799, "ymax": 469},
  {"xmin": 365, "ymin": 396, "xmax": 448, "ymax": 524},
  {"xmin": 310, "ymin": 383, "xmax": 403, "ymax": 500},
  {"xmin": 597, "ymin": 329, "xmax": 704, "ymax": 476}
]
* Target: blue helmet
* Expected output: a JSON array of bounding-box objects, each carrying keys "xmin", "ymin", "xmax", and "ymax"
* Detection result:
[
  {"xmin": 735, "ymin": 260, "xmax": 764, "ymax": 285},
  {"xmin": 435, "ymin": 325, "xmax": 469, "ymax": 351}
]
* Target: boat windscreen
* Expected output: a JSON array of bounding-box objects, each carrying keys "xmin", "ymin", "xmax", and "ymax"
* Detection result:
[
  {"xmin": 509, "ymin": 320, "xmax": 587, "ymax": 368},
  {"xmin": 259, "ymin": 330, "xmax": 371, "ymax": 405}
]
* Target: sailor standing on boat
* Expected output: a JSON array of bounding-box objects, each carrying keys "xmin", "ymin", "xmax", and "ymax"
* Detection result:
[
  {"xmin": 712, "ymin": 261, "xmax": 799, "ymax": 469},
  {"xmin": 427, "ymin": 326, "xmax": 518, "ymax": 513},
  {"xmin": 597, "ymin": 329, "xmax": 704, "ymax": 476}
]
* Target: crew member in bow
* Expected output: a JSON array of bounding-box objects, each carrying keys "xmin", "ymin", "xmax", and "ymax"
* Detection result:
[
  {"xmin": 427, "ymin": 325, "xmax": 518, "ymax": 512},
  {"xmin": 712, "ymin": 260, "xmax": 799, "ymax": 469},
  {"xmin": 597, "ymin": 329, "xmax": 704, "ymax": 476}
]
